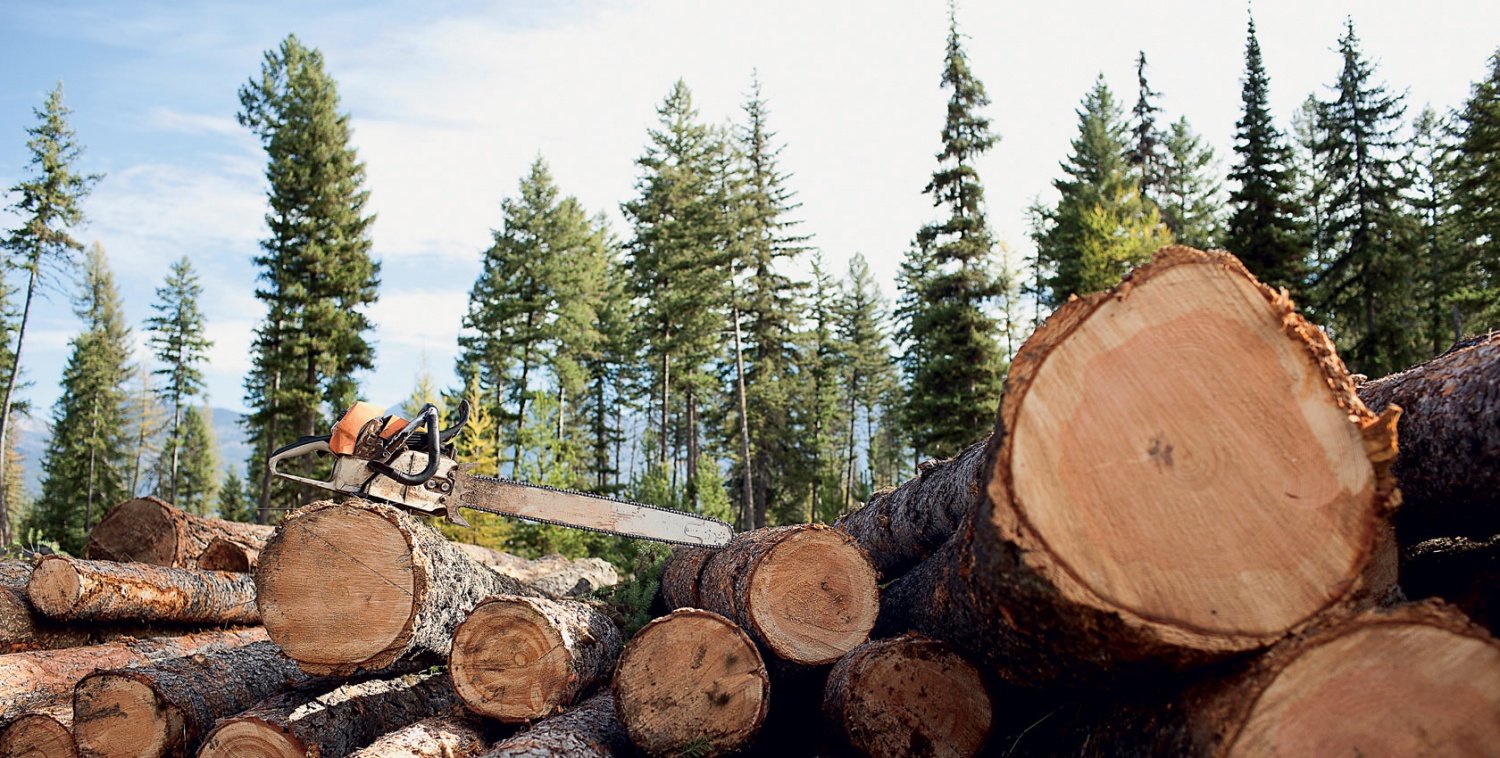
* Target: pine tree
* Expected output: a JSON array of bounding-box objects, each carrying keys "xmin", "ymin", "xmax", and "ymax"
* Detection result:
[
  {"xmin": 26, "ymin": 244, "xmax": 130, "ymax": 553},
  {"xmin": 160, "ymin": 405, "xmax": 217, "ymax": 515},
  {"xmin": 579, "ymin": 263, "xmax": 633, "ymax": 494},
  {"xmin": 1131, "ymin": 51, "xmax": 1168, "ymax": 205},
  {"xmin": 1409, "ymin": 107, "xmax": 1464, "ymax": 352},
  {"xmin": 1448, "ymin": 48, "xmax": 1500, "ymax": 331},
  {"xmin": 1160, "ymin": 117, "xmax": 1225, "ymax": 249},
  {"xmin": 0, "ymin": 83, "xmax": 100, "ymax": 545},
  {"xmin": 145, "ymin": 257, "xmax": 212, "ymax": 504},
  {"xmin": 800, "ymin": 255, "xmax": 848, "ymax": 524},
  {"xmin": 837, "ymin": 254, "xmax": 897, "ymax": 512},
  {"xmin": 238, "ymin": 35, "xmax": 380, "ymax": 520},
  {"xmin": 217, "ymin": 466, "xmax": 255, "ymax": 522},
  {"xmin": 1291, "ymin": 96, "xmax": 1332, "ymax": 270},
  {"xmin": 123, "ymin": 364, "xmax": 166, "ymax": 497}
]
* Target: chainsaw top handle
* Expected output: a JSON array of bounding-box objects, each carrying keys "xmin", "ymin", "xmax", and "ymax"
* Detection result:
[{"xmin": 369, "ymin": 403, "xmax": 443, "ymax": 486}]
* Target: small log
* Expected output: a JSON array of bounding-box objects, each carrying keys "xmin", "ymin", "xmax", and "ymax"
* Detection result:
[
  {"xmin": 1, "ymin": 559, "xmax": 89, "ymax": 654},
  {"xmin": 0, "ymin": 627, "xmax": 266, "ymax": 719},
  {"xmin": 254, "ymin": 499, "xmax": 543, "ymax": 676},
  {"xmin": 822, "ymin": 634, "xmax": 991, "ymax": 758},
  {"xmin": 348, "ymin": 712, "xmax": 498, "ymax": 758},
  {"xmin": 0, "ymin": 705, "xmax": 75, "ymax": 758},
  {"xmin": 454, "ymin": 546, "xmax": 621, "ymax": 596},
  {"xmin": 1401, "ymin": 533, "xmax": 1499, "ymax": 634},
  {"xmin": 659, "ymin": 546, "xmax": 710, "ymax": 610},
  {"xmin": 481, "ymin": 693, "xmax": 628, "ymax": 758},
  {"xmin": 27, "ymin": 557, "xmax": 257, "ymax": 626},
  {"xmin": 198, "ymin": 671, "xmax": 457, "ymax": 757},
  {"xmin": 195, "ymin": 537, "xmax": 261, "ymax": 573},
  {"xmin": 613, "ymin": 609, "xmax": 769, "ymax": 757},
  {"xmin": 451, "ymin": 595, "xmax": 621, "ymax": 722},
  {"xmin": 72, "ymin": 640, "xmax": 307, "ymax": 758},
  {"xmin": 85, "ymin": 497, "xmax": 273, "ymax": 568}
]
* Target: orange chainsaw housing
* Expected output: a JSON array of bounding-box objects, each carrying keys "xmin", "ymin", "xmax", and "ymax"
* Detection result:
[{"xmin": 329, "ymin": 401, "xmax": 407, "ymax": 455}]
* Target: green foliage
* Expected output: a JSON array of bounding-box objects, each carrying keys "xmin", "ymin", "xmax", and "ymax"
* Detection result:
[
  {"xmin": 837, "ymin": 254, "xmax": 899, "ymax": 511},
  {"xmin": 1159, "ymin": 117, "xmax": 1224, "ymax": 249},
  {"xmin": 1447, "ymin": 48, "xmax": 1500, "ymax": 333},
  {"xmin": 1075, "ymin": 188, "xmax": 1175, "ymax": 291},
  {"xmin": 217, "ymin": 466, "xmax": 256, "ymax": 522},
  {"xmin": 590, "ymin": 541, "xmax": 670, "ymax": 638},
  {"xmin": 1131, "ymin": 51, "xmax": 1169, "ymax": 205},
  {"xmin": 1409, "ymin": 107, "xmax": 1466, "ymax": 353},
  {"xmin": 145, "ymin": 257, "xmax": 211, "ymax": 503},
  {"xmin": 158, "ymin": 405, "xmax": 217, "ymax": 515},
  {"xmin": 798, "ymin": 256, "xmax": 849, "ymax": 524}
]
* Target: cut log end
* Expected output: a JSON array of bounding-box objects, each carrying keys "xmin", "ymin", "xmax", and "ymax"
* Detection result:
[
  {"xmin": 0, "ymin": 710, "xmax": 76, "ymax": 758},
  {"xmin": 197, "ymin": 719, "xmax": 303, "ymax": 758},
  {"xmin": 72, "ymin": 675, "xmax": 166, "ymax": 758},
  {"xmin": 748, "ymin": 528, "xmax": 879, "ymax": 665},
  {"xmin": 825, "ymin": 636, "xmax": 991, "ymax": 758},
  {"xmin": 85, "ymin": 498, "xmax": 179, "ymax": 565},
  {"xmin": 197, "ymin": 538, "xmax": 258, "ymax": 572},
  {"xmin": 22, "ymin": 560, "xmax": 79, "ymax": 619},
  {"xmin": 452, "ymin": 600, "xmax": 570, "ymax": 721}
]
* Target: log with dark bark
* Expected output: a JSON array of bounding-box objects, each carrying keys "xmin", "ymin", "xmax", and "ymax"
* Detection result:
[
  {"xmin": 197, "ymin": 670, "xmax": 458, "ymax": 758},
  {"xmin": 0, "ymin": 704, "xmax": 75, "ymax": 758},
  {"xmin": 481, "ymin": 693, "xmax": 628, "ymax": 758},
  {"xmin": 1358, "ymin": 331, "xmax": 1500, "ymax": 541},
  {"xmin": 879, "ymin": 247, "xmax": 1401, "ymax": 687},
  {"xmin": 0, "ymin": 627, "xmax": 266, "ymax": 719},
  {"xmin": 822, "ymin": 634, "xmax": 991, "ymax": 758},
  {"xmin": 613, "ymin": 609, "xmax": 769, "ymax": 757},
  {"xmin": 450, "ymin": 595, "xmax": 621, "ymax": 722},
  {"xmin": 71, "ymin": 640, "xmax": 307, "ymax": 758},
  {"xmin": 2, "ymin": 561, "xmax": 203, "ymax": 654},
  {"xmin": 1400, "ymin": 533, "xmax": 1499, "ymax": 634},
  {"xmin": 195, "ymin": 537, "xmax": 260, "ymax": 573},
  {"xmin": 348, "ymin": 712, "xmax": 500, "ymax": 758},
  {"xmin": 85, "ymin": 497, "xmax": 273, "ymax": 568},
  {"xmin": 254, "ymin": 499, "xmax": 542, "ymax": 676},
  {"xmin": 659, "ymin": 546, "xmax": 711, "ymax": 610},
  {"xmin": 26, "ymin": 557, "xmax": 258, "ymax": 626}
]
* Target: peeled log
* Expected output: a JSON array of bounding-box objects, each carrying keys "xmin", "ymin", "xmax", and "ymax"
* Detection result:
[
  {"xmin": 481, "ymin": 693, "xmax": 628, "ymax": 758},
  {"xmin": 198, "ymin": 671, "xmax": 457, "ymax": 758},
  {"xmin": 1358, "ymin": 332, "xmax": 1500, "ymax": 541},
  {"xmin": 0, "ymin": 627, "xmax": 266, "ymax": 719},
  {"xmin": 255, "ymin": 499, "xmax": 541, "ymax": 676},
  {"xmin": 451, "ymin": 595, "xmax": 621, "ymax": 722},
  {"xmin": 879, "ymin": 247, "xmax": 1400, "ymax": 687},
  {"xmin": 453, "ymin": 545, "xmax": 620, "ymax": 596},
  {"xmin": 72, "ymin": 640, "xmax": 307, "ymax": 758},
  {"xmin": 85, "ymin": 497, "xmax": 272, "ymax": 568},
  {"xmin": 0, "ymin": 705, "xmax": 75, "ymax": 758},
  {"xmin": 822, "ymin": 634, "xmax": 991, "ymax": 758},
  {"xmin": 613, "ymin": 609, "xmax": 769, "ymax": 757},
  {"xmin": 27, "ymin": 557, "xmax": 257, "ymax": 626},
  {"xmin": 195, "ymin": 537, "xmax": 260, "ymax": 573},
  {"xmin": 348, "ymin": 713, "xmax": 498, "ymax": 758}
]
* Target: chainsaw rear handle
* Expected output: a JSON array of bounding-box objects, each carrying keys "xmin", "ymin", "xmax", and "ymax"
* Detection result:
[{"xmin": 267, "ymin": 436, "xmax": 337, "ymax": 490}]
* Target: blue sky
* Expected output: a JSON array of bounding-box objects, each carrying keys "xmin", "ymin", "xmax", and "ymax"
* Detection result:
[{"xmin": 2, "ymin": 0, "xmax": 1498, "ymax": 426}]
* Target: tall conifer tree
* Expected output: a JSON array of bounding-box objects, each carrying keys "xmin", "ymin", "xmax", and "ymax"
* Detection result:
[
  {"xmin": 1409, "ymin": 107, "xmax": 1463, "ymax": 352},
  {"xmin": 1160, "ymin": 117, "xmax": 1225, "ymax": 249},
  {"xmin": 1448, "ymin": 48, "xmax": 1500, "ymax": 331},
  {"xmin": 146, "ymin": 257, "xmax": 211, "ymax": 503},
  {"xmin": 1131, "ymin": 51, "xmax": 1168, "ymax": 204},
  {"xmin": 837, "ymin": 254, "xmax": 897, "ymax": 512}
]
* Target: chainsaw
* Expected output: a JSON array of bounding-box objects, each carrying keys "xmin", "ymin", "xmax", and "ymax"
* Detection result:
[{"xmin": 267, "ymin": 400, "xmax": 734, "ymax": 547}]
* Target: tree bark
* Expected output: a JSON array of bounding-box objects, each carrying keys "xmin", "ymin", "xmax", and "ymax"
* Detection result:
[
  {"xmin": 0, "ymin": 628, "xmax": 266, "ymax": 719},
  {"xmin": 877, "ymin": 247, "xmax": 1401, "ymax": 688},
  {"xmin": 71, "ymin": 640, "xmax": 307, "ymax": 758},
  {"xmin": 198, "ymin": 671, "xmax": 457, "ymax": 758},
  {"xmin": 194, "ymin": 537, "xmax": 261, "ymax": 573},
  {"xmin": 1357, "ymin": 331, "xmax": 1500, "ymax": 541},
  {"xmin": 481, "ymin": 693, "xmax": 628, "ymax": 758},
  {"xmin": 2, "ymin": 561, "xmax": 202, "ymax": 654},
  {"xmin": 348, "ymin": 713, "xmax": 499, "ymax": 758},
  {"xmin": 0, "ymin": 704, "xmax": 75, "ymax": 758},
  {"xmin": 659, "ymin": 546, "xmax": 712, "ymax": 610},
  {"xmin": 450, "ymin": 595, "xmax": 621, "ymax": 722},
  {"xmin": 612, "ymin": 608, "xmax": 769, "ymax": 757},
  {"xmin": 1400, "ymin": 533, "xmax": 1499, "ymax": 635},
  {"xmin": 26, "ymin": 557, "xmax": 258, "ymax": 626},
  {"xmin": 85, "ymin": 497, "xmax": 273, "ymax": 568},
  {"xmin": 254, "ymin": 499, "xmax": 543, "ymax": 676},
  {"xmin": 450, "ymin": 545, "xmax": 619, "ymax": 596}
]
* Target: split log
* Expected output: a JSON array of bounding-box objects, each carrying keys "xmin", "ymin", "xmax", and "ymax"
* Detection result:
[
  {"xmin": 348, "ymin": 713, "xmax": 498, "ymax": 758},
  {"xmin": 450, "ymin": 595, "xmax": 621, "ymax": 722},
  {"xmin": 1400, "ymin": 533, "xmax": 1498, "ymax": 634},
  {"xmin": 195, "ymin": 537, "xmax": 260, "ymax": 573},
  {"xmin": 27, "ymin": 556, "xmax": 258, "ymax": 625},
  {"xmin": 659, "ymin": 546, "xmax": 711, "ymax": 610},
  {"xmin": 454, "ymin": 545, "xmax": 620, "ymax": 596},
  {"xmin": 255, "ymin": 499, "xmax": 541, "ymax": 676},
  {"xmin": 0, "ymin": 627, "xmax": 266, "ymax": 719},
  {"xmin": 0, "ymin": 705, "xmax": 75, "ymax": 758},
  {"xmin": 1358, "ymin": 331, "xmax": 1500, "ymax": 541},
  {"xmin": 822, "ymin": 634, "xmax": 991, "ymax": 758},
  {"xmin": 481, "ymin": 693, "xmax": 628, "ymax": 758},
  {"xmin": 85, "ymin": 497, "xmax": 272, "ymax": 568},
  {"xmin": 613, "ymin": 608, "xmax": 769, "ymax": 757},
  {"xmin": 684, "ymin": 524, "xmax": 879, "ymax": 665},
  {"xmin": 198, "ymin": 670, "xmax": 458, "ymax": 758},
  {"xmin": 878, "ymin": 247, "xmax": 1401, "ymax": 687},
  {"xmin": 72, "ymin": 640, "xmax": 307, "ymax": 758}
]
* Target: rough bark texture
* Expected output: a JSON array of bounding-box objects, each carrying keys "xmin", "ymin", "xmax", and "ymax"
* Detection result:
[
  {"xmin": 833, "ymin": 440, "xmax": 989, "ymax": 581},
  {"xmin": 1, "ymin": 559, "xmax": 89, "ymax": 654},
  {"xmin": 198, "ymin": 671, "xmax": 458, "ymax": 758},
  {"xmin": 1357, "ymin": 331, "xmax": 1500, "ymax": 541},
  {"xmin": 84, "ymin": 497, "xmax": 272, "ymax": 568},
  {"xmin": 453, "ymin": 545, "xmax": 620, "ymax": 596},
  {"xmin": 878, "ymin": 247, "xmax": 1401, "ymax": 688},
  {"xmin": 0, "ymin": 627, "xmax": 266, "ymax": 719},
  {"xmin": 346, "ymin": 712, "xmax": 499, "ymax": 758},
  {"xmin": 451, "ymin": 595, "xmax": 621, "ymax": 722},
  {"xmin": 255, "ymin": 499, "xmax": 543, "ymax": 676},
  {"xmin": 480, "ymin": 693, "xmax": 628, "ymax": 758},
  {"xmin": 195, "ymin": 538, "xmax": 260, "ymax": 573},
  {"xmin": 822, "ymin": 634, "xmax": 992, "ymax": 758},
  {"xmin": 1400, "ymin": 533, "xmax": 1499, "ymax": 634},
  {"xmin": 26, "ymin": 557, "xmax": 258, "ymax": 626},
  {"xmin": 72, "ymin": 640, "xmax": 308, "ymax": 758},
  {"xmin": 659, "ymin": 546, "xmax": 711, "ymax": 610},
  {"xmin": 0, "ymin": 705, "xmax": 75, "ymax": 758}
]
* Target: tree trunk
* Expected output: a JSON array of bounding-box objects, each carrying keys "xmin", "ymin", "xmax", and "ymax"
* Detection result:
[
  {"xmin": 821, "ymin": 634, "xmax": 991, "ymax": 758},
  {"xmin": 843, "ymin": 379, "xmax": 858, "ymax": 516},
  {"xmin": 660, "ymin": 546, "xmax": 712, "ymax": 610},
  {"xmin": 450, "ymin": 595, "xmax": 621, "ymax": 722},
  {"xmin": 732, "ymin": 303, "xmax": 754, "ymax": 532},
  {"xmin": 72, "ymin": 640, "xmax": 307, "ymax": 758},
  {"xmin": 195, "ymin": 537, "xmax": 261, "ymax": 573},
  {"xmin": 0, "ymin": 627, "xmax": 267, "ymax": 719},
  {"xmin": 198, "ymin": 670, "xmax": 457, "ymax": 758},
  {"xmin": 511, "ymin": 342, "xmax": 533, "ymax": 479},
  {"xmin": 254, "ymin": 499, "xmax": 543, "ymax": 676},
  {"xmin": 85, "ymin": 497, "xmax": 274, "ymax": 568},
  {"xmin": 1356, "ymin": 331, "xmax": 1500, "ymax": 541},
  {"xmin": 686, "ymin": 391, "xmax": 699, "ymax": 510},
  {"xmin": 481, "ymin": 693, "xmax": 628, "ymax": 758},
  {"xmin": 1400, "ymin": 533, "xmax": 1499, "ymax": 635},
  {"xmin": 349, "ymin": 713, "xmax": 499, "ymax": 758},
  {"xmin": 612, "ymin": 609, "xmax": 769, "ymax": 757},
  {"xmin": 27, "ymin": 557, "xmax": 258, "ymax": 625},
  {"xmin": 0, "ymin": 263, "xmax": 40, "ymax": 547},
  {"xmin": 0, "ymin": 704, "xmax": 75, "ymax": 758},
  {"xmin": 2, "ymin": 559, "xmax": 199, "ymax": 654},
  {"xmin": 878, "ymin": 247, "xmax": 1401, "ymax": 688},
  {"xmin": 449, "ymin": 545, "xmax": 619, "ymax": 596}
]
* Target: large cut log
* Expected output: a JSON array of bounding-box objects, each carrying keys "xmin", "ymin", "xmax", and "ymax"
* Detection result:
[
  {"xmin": 348, "ymin": 713, "xmax": 499, "ymax": 758},
  {"xmin": 195, "ymin": 537, "xmax": 260, "ymax": 573},
  {"xmin": 85, "ymin": 497, "xmax": 273, "ymax": 568},
  {"xmin": 450, "ymin": 595, "xmax": 621, "ymax": 722},
  {"xmin": 255, "ymin": 499, "xmax": 542, "ymax": 676},
  {"xmin": 1357, "ymin": 331, "xmax": 1500, "ymax": 541},
  {"xmin": 453, "ymin": 545, "xmax": 620, "ymax": 596},
  {"xmin": 674, "ymin": 524, "xmax": 878, "ymax": 665},
  {"xmin": 72, "ymin": 640, "xmax": 307, "ymax": 758},
  {"xmin": 0, "ymin": 627, "xmax": 266, "ymax": 719},
  {"xmin": 822, "ymin": 634, "xmax": 992, "ymax": 758},
  {"xmin": 659, "ymin": 546, "xmax": 711, "ymax": 609},
  {"xmin": 481, "ymin": 693, "xmax": 628, "ymax": 758},
  {"xmin": 198, "ymin": 670, "xmax": 457, "ymax": 758},
  {"xmin": 878, "ymin": 247, "xmax": 1400, "ymax": 687},
  {"xmin": 0, "ymin": 705, "xmax": 75, "ymax": 758},
  {"xmin": 613, "ymin": 608, "xmax": 769, "ymax": 757},
  {"xmin": 1400, "ymin": 533, "xmax": 1498, "ymax": 634},
  {"xmin": 27, "ymin": 556, "xmax": 258, "ymax": 625},
  {"xmin": 2, "ymin": 560, "xmax": 203, "ymax": 654}
]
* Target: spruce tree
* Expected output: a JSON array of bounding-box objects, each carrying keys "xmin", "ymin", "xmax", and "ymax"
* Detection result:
[
  {"xmin": 579, "ymin": 262, "xmax": 633, "ymax": 494},
  {"xmin": 1160, "ymin": 117, "xmax": 1225, "ymax": 249},
  {"xmin": 1448, "ymin": 48, "xmax": 1500, "ymax": 331},
  {"xmin": 837, "ymin": 254, "xmax": 898, "ymax": 511},
  {"xmin": 145, "ymin": 257, "xmax": 211, "ymax": 504},
  {"xmin": 160, "ymin": 406, "xmax": 217, "ymax": 515},
  {"xmin": 1409, "ymin": 107, "xmax": 1463, "ymax": 352},
  {"xmin": 800, "ymin": 255, "xmax": 848, "ymax": 524},
  {"xmin": 1131, "ymin": 51, "xmax": 1168, "ymax": 205},
  {"xmin": 1291, "ymin": 96, "xmax": 1332, "ymax": 269},
  {"xmin": 238, "ymin": 35, "xmax": 379, "ymax": 519},
  {"xmin": 124, "ymin": 364, "xmax": 165, "ymax": 497},
  {"xmin": 217, "ymin": 466, "xmax": 254, "ymax": 523}
]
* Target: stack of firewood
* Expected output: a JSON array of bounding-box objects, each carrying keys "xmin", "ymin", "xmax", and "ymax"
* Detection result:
[{"xmin": 1, "ymin": 246, "xmax": 1496, "ymax": 758}]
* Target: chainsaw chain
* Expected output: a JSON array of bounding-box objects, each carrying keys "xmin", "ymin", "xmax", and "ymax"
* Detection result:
[{"xmin": 458, "ymin": 474, "xmax": 734, "ymax": 548}]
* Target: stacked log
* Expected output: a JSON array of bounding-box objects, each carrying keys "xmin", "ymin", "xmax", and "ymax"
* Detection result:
[
  {"xmin": 27, "ymin": 557, "xmax": 258, "ymax": 626},
  {"xmin": 347, "ymin": 713, "xmax": 499, "ymax": 758},
  {"xmin": 1, "ymin": 559, "xmax": 93, "ymax": 653},
  {"xmin": 85, "ymin": 497, "xmax": 272, "ymax": 569},
  {"xmin": 0, "ymin": 705, "xmax": 75, "ymax": 758},
  {"xmin": 482, "ymin": 693, "xmax": 628, "ymax": 758},
  {"xmin": 453, "ymin": 545, "xmax": 620, "ymax": 596},
  {"xmin": 196, "ymin": 537, "xmax": 261, "ymax": 573}
]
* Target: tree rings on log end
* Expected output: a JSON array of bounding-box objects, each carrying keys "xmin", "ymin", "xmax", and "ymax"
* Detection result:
[
  {"xmin": 825, "ymin": 635, "xmax": 991, "ymax": 758},
  {"xmin": 197, "ymin": 718, "xmax": 303, "ymax": 758},
  {"xmin": 0, "ymin": 710, "xmax": 76, "ymax": 758},
  {"xmin": 73, "ymin": 675, "xmax": 172, "ymax": 758},
  {"xmin": 452, "ymin": 599, "xmax": 571, "ymax": 721},
  {"xmin": 24, "ymin": 559, "xmax": 81, "ymax": 618},
  {"xmin": 84, "ymin": 498, "xmax": 179, "ymax": 565},
  {"xmin": 748, "ymin": 527, "xmax": 879, "ymax": 665}
]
